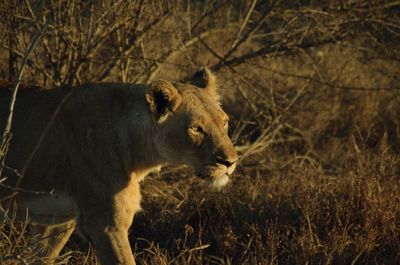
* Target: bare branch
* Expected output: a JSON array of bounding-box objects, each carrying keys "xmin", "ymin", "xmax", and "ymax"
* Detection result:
[
  {"xmin": 0, "ymin": 22, "xmax": 48, "ymax": 177},
  {"xmin": 211, "ymin": 34, "xmax": 348, "ymax": 71}
]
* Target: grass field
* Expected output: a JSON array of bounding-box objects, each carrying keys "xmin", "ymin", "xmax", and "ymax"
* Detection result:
[{"xmin": 2, "ymin": 144, "xmax": 400, "ymax": 264}]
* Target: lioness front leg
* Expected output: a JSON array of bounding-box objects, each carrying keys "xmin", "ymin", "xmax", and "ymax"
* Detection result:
[
  {"xmin": 86, "ymin": 224, "xmax": 135, "ymax": 265},
  {"xmin": 82, "ymin": 190, "xmax": 138, "ymax": 265}
]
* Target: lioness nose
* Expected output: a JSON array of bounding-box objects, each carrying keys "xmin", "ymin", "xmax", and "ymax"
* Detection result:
[{"xmin": 216, "ymin": 156, "xmax": 237, "ymax": 168}]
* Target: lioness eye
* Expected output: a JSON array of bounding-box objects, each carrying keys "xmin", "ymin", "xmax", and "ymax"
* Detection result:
[
  {"xmin": 224, "ymin": 120, "xmax": 229, "ymax": 129},
  {"xmin": 189, "ymin": 125, "xmax": 204, "ymax": 134}
]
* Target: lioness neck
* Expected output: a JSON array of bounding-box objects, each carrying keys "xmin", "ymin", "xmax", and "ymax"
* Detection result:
[
  {"xmin": 92, "ymin": 83, "xmax": 166, "ymax": 182},
  {"xmin": 114, "ymin": 99, "xmax": 165, "ymax": 181}
]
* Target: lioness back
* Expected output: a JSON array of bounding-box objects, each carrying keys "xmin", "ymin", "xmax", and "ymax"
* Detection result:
[{"xmin": 0, "ymin": 83, "xmax": 149, "ymax": 198}]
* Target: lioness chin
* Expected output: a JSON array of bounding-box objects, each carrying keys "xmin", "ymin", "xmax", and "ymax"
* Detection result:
[{"xmin": 0, "ymin": 67, "xmax": 237, "ymax": 265}]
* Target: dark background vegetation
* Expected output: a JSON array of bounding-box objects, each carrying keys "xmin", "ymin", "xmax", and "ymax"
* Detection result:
[{"xmin": 1, "ymin": 0, "xmax": 400, "ymax": 264}]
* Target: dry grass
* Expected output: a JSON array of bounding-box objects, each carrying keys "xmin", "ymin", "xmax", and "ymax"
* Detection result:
[
  {"xmin": 1, "ymin": 0, "xmax": 400, "ymax": 264},
  {"xmin": 4, "ymin": 153, "xmax": 398, "ymax": 264},
  {"xmin": 131, "ymin": 152, "xmax": 400, "ymax": 265}
]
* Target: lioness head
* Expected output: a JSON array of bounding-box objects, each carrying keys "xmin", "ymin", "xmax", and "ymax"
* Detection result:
[{"xmin": 146, "ymin": 68, "xmax": 238, "ymax": 187}]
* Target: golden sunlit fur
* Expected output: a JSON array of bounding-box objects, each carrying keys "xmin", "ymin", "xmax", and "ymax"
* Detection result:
[{"xmin": 0, "ymin": 68, "xmax": 237, "ymax": 265}]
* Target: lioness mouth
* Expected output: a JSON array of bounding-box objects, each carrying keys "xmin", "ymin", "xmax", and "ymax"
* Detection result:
[
  {"xmin": 198, "ymin": 170, "xmax": 231, "ymax": 188},
  {"xmin": 208, "ymin": 174, "xmax": 230, "ymax": 188}
]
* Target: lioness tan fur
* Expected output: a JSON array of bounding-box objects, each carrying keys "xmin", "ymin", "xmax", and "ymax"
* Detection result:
[{"xmin": 0, "ymin": 68, "xmax": 237, "ymax": 265}]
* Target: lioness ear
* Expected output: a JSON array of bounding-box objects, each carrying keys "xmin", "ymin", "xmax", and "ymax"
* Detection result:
[
  {"xmin": 146, "ymin": 80, "xmax": 182, "ymax": 122},
  {"xmin": 189, "ymin": 67, "xmax": 219, "ymax": 98}
]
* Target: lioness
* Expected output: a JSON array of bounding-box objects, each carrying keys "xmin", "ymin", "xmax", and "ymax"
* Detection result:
[{"xmin": 0, "ymin": 68, "xmax": 237, "ymax": 264}]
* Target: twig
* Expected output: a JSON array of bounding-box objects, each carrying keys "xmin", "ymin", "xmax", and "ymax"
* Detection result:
[
  {"xmin": 219, "ymin": 1, "xmax": 276, "ymax": 68},
  {"xmin": 146, "ymin": 24, "xmax": 238, "ymax": 82},
  {"xmin": 0, "ymin": 22, "xmax": 48, "ymax": 177},
  {"xmin": 97, "ymin": 10, "xmax": 170, "ymax": 82},
  {"xmin": 3, "ymin": 87, "xmax": 75, "ymax": 207},
  {"xmin": 248, "ymin": 62, "xmax": 400, "ymax": 91},
  {"xmin": 231, "ymin": 0, "xmax": 257, "ymax": 50},
  {"xmin": 211, "ymin": 33, "xmax": 348, "ymax": 71}
]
